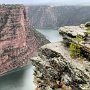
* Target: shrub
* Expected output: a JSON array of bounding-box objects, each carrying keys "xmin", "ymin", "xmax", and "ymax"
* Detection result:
[
  {"xmin": 69, "ymin": 42, "xmax": 82, "ymax": 58},
  {"xmin": 73, "ymin": 35, "xmax": 84, "ymax": 43}
]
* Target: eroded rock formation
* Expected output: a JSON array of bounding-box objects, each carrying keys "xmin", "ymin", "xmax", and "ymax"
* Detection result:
[
  {"xmin": 31, "ymin": 23, "xmax": 90, "ymax": 90},
  {"xmin": 0, "ymin": 5, "xmax": 49, "ymax": 76},
  {"xmin": 59, "ymin": 24, "xmax": 90, "ymax": 60}
]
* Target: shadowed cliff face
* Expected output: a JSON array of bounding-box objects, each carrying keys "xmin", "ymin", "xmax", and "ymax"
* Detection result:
[
  {"xmin": 28, "ymin": 6, "xmax": 90, "ymax": 29},
  {"xmin": 0, "ymin": 5, "xmax": 49, "ymax": 75}
]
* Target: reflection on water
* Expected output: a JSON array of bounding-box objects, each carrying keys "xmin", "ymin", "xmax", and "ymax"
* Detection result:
[
  {"xmin": 36, "ymin": 29, "xmax": 63, "ymax": 42},
  {"xmin": 0, "ymin": 64, "xmax": 36, "ymax": 90},
  {"xmin": 0, "ymin": 29, "xmax": 62, "ymax": 90}
]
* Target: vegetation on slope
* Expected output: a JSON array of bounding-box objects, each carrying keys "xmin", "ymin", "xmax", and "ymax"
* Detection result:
[{"xmin": 69, "ymin": 35, "xmax": 84, "ymax": 58}]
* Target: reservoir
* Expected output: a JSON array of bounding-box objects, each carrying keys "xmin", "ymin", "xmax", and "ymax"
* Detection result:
[{"xmin": 0, "ymin": 29, "xmax": 62, "ymax": 90}]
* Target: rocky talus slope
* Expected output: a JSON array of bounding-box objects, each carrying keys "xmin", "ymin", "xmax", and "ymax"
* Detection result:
[
  {"xmin": 31, "ymin": 23, "xmax": 90, "ymax": 90},
  {"xmin": 0, "ymin": 5, "xmax": 49, "ymax": 76}
]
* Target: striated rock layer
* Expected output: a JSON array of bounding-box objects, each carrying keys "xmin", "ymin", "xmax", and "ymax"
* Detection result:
[
  {"xmin": 28, "ymin": 6, "xmax": 90, "ymax": 29},
  {"xmin": 0, "ymin": 5, "xmax": 49, "ymax": 76},
  {"xmin": 59, "ymin": 24, "xmax": 90, "ymax": 60}
]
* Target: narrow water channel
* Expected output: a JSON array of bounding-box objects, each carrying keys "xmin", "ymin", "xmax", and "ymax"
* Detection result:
[{"xmin": 0, "ymin": 29, "xmax": 62, "ymax": 90}]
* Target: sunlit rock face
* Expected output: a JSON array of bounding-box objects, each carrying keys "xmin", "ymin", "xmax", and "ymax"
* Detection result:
[
  {"xmin": 59, "ymin": 24, "xmax": 90, "ymax": 60},
  {"xmin": 31, "ymin": 23, "xmax": 90, "ymax": 90},
  {"xmin": 31, "ymin": 42, "xmax": 90, "ymax": 90},
  {"xmin": 0, "ymin": 5, "xmax": 49, "ymax": 75}
]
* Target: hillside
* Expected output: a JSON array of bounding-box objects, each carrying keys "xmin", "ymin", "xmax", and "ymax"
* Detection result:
[
  {"xmin": 28, "ymin": 6, "xmax": 90, "ymax": 29},
  {"xmin": 0, "ymin": 5, "xmax": 49, "ymax": 75}
]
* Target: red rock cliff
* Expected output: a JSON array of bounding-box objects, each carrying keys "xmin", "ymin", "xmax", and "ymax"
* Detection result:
[{"xmin": 0, "ymin": 5, "xmax": 49, "ymax": 75}]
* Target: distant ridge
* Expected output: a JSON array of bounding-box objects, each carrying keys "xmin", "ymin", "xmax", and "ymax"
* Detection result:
[{"xmin": 28, "ymin": 6, "xmax": 90, "ymax": 29}]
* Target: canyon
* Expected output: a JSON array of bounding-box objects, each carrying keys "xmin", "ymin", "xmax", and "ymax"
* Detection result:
[
  {"xmin": 0, "ymin": 5, "xmax": 49, "ymax": 76},
  {"xmin": 28, "ymin": 6, "xmax": 90, "ymax": 29},
  {"xmin": 0, "ymin": 4, "xmax": 90, "ymax": 90}
]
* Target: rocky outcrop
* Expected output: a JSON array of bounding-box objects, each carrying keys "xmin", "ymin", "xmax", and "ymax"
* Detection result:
[
  {"xmin": 0, "ymin": 5, "xmax": 49, "ymax": 76},
  {"xmin": 59, "ymin": 25, "xmax": 87, "ymax": 37},
  {"xmin": 59, "ymin": 24, "xmax": 90, "ymax": 60},
  {"xmin": 31, "ymin": 23, "xmax": 90, "ymax": 90},
  {"xmin": 31, "ymin": 42, "xmax": 90, "ymax": 90},
  {"xmin": 28, "ymin": 6, "xmax": 90, "ymax": 29}
]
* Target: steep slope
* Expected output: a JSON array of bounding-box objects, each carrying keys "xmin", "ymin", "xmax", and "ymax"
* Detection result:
[
  {"xmin": 31, "ymin": 23, "xmax": 90, "ymax": 90},
  {"xmin": 0, "ymin": 5, "xmax": 49, "ymax": 76},
  {"xmin": 28, "ymin": 6, "xmax": 90, "ymax": 29},
  {"xmin": 32, "ymin": 42, "xmax": 90, "ymax": 90}
]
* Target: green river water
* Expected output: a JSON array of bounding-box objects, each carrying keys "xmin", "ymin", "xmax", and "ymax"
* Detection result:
[{"xmin": 0, "ymin": 29, "xmax": 62, "ymax": 90}]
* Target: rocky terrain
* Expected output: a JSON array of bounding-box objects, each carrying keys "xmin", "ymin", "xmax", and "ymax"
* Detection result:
[
  {"xmin": 28, "ymin": 6, "xmax": 90, "ymax": 29},
  {"xmin": 31, "ymin": 23, "xmax": 90, "ymax": 90},
  {"xmin": 0, "ymin": 5, "xmax": 49, "ymax": 76}
]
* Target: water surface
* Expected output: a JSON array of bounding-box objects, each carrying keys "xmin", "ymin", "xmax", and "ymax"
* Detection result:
[
  {"xmin": 36, "ymin": 29, "xmax": 63, "ymax": 42},
  {"xmin": 0, "ymin": 29, "xmax": 62, "ymax": 90},
  {"xmin": 0, "ymin": 65, "xmax": 36, "ymax": 90}
]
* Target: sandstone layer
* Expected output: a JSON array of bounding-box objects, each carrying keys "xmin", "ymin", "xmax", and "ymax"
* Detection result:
[{"xmin": 0, "ymin": 5, "xmax": 49, "ymax": 76}]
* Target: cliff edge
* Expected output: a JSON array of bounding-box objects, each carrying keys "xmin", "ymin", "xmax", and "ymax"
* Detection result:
[
  {"xmin": 0, "ymin": 5, "xmax": 49, "ymax": 76},
  {"xmin": 31, "ymin": 23, "xmax": 90, "ymax": 90}
]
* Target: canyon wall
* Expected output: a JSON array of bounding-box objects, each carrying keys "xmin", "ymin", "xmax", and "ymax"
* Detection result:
[
  {"xmin": 28, "ymin": 6, "xmax": 90, "ymax": 29},
  {"xmin": 0, "ymin": 5, "xmax": 49, "ymax": 76}
]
